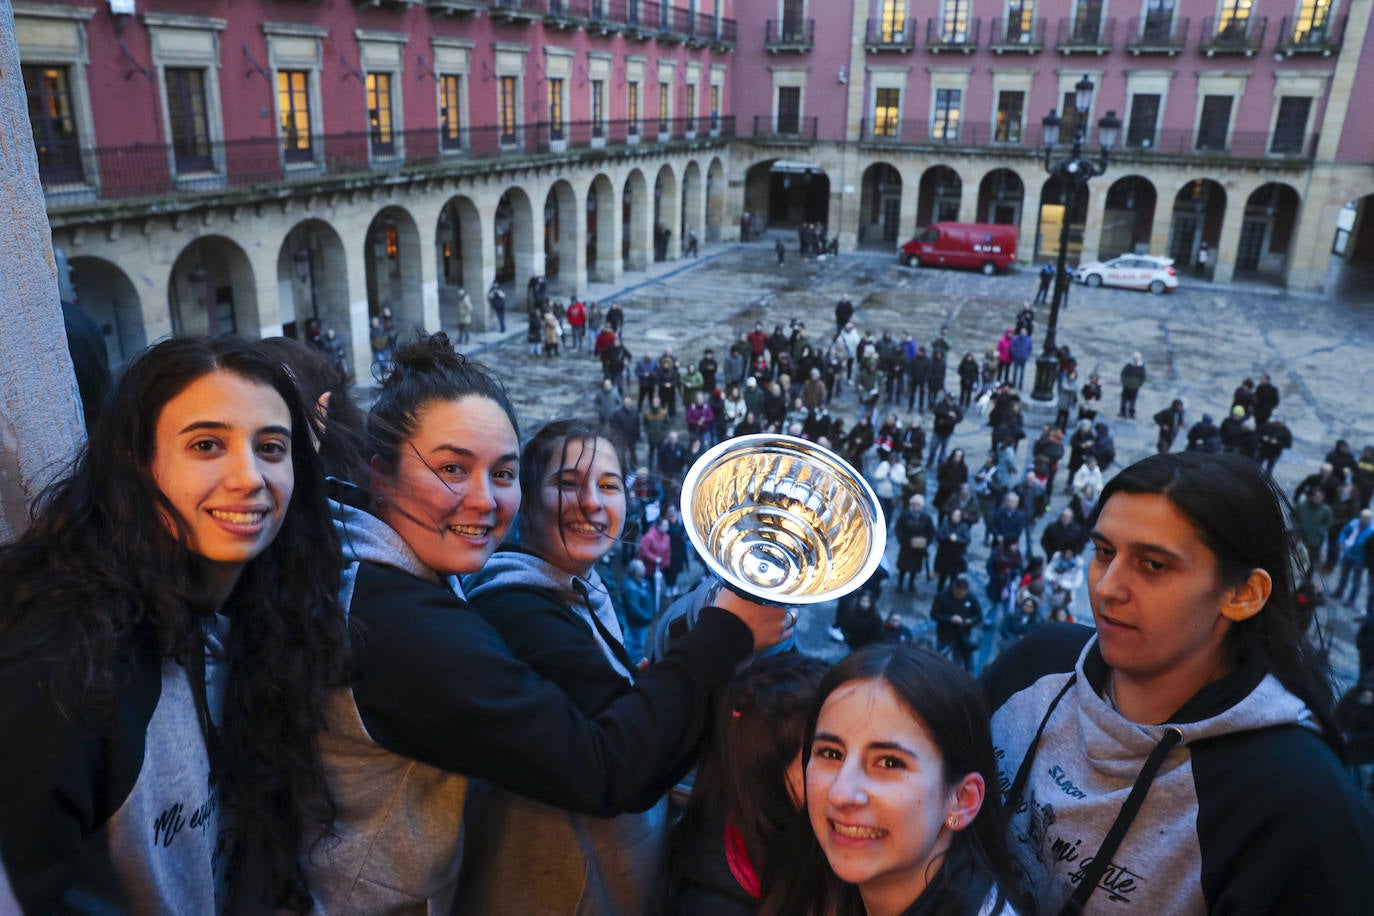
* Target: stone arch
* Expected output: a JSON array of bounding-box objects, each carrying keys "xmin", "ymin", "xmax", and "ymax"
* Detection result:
[
  {"xmin": 1235, "ymin": 182, "xmax": 1301, "ymax": 284},
  {"xmin": 168, "ymin": 235, "xmax": 258, "ymax": 338},
  {"xmin": 1034, "ymin": 174, "xmax": 1089, "ymax": 261},
  {"xmin": 1168, "ymin": 179, "xmax": 1227, "ymax": 279},
  {"xmin": 858, "ymin": 162, "xmax": 903, "ymax": 247},
  {"xmin": 1098, "ymin": 176, "xmax": 1157, "ymax": 260},
  {"xmin": 276, "ymin": 219, "xmax": 350, "ymax": 347},
  {"xmin": 68, "ymin": 255, "xmax": 145, "ymax": 372},
  {"xmin": 706, "ymin": 156, "xmax": 726, "ymax": 242},
  {"xmin": 917, "ymin": 166, "xmax": 963, "ymax": 229},
  {"xmin": 495, "ymin": 187, "xmax": 536, "ymax": 306},
  {"xmin": 742, "ymin": 158, "xmax": 831, "ymax": 229},
  {"xmin": 653, "ymin": 163, "xmax": 680, "ymax": 261},
  {"xmin": 681, "ymin": 159, "xmax": 704, "ymax": 254},
  {"xmin": 1328, "ymin": 193, "xmax": 1374, "ymax": 303},
  {"xmin": 976, "ymin": 168, "xmax": 1025, "ymax": 227},
  {"xmin": 436, "ymin": 195, "xmax": 485, "ymax": 331},
  {"xmin": 622, "ymin": 168, "xmax": 649, "ymax": 271},
  {"xmin": 587, "ymin": 173, "xmax": 617, "ymax": 282},
  {"xmin": 364, "ymin": 206, "xmax": 424, "ymax": 336},
  {"xmin": 544, "ymin": 179, "xmax": 580, "ymax": 295}
]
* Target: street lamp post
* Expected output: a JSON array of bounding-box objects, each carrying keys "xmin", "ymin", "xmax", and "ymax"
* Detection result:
[{"xmin": 1030, "ymin": 76, "xmax": 1121, "ymax": 402}]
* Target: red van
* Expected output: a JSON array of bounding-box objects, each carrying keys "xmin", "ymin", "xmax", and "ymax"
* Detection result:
[{"xmin": 899, "ymin": 223, "xmax": 1019, "ymax": 275}]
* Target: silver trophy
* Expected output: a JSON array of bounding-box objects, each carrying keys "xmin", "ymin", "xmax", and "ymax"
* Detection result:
[{"xmin": 679, "ymin": 434, "xmax": 887, "ymax": 606}]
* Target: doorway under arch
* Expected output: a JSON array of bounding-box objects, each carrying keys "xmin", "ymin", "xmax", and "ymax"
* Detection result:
[
  {"xmin": 859, "ymin": 162, "xmax": 903, "ymax": 247},
  {"xmin": 169, "ymin": 236, "xmax": 258, "ymax": 339},
  {"xmin": 1168, "ymin": 179, "xmax": 1226, "ymax": 279},
  {"xmin": 977, "ymin": 169, "xmax": 1025, "ymax": 227},
  {"xmin": 69, "ymin": 256, "xmax": 144, "ymax": 372},
  {"xmin": 917, "ymin": 166, "xmax": 963, "ymax": 228},
  {"xmin": 365, "ymin": 206, "xmax": 424, "ymax": 335},
  {"xmin": 1098, "ymin": 176, "xmax": 1157, "ymax": 260},
  {"xmin": 1235, "ymin": 182, "xmax": 1301, "ymax": 285}
]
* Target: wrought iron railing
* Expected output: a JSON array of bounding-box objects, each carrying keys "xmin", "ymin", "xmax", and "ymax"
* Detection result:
[
  {"xmin": 1276, "ymin": 14, "xmax": 1345, "ymax": 55},
  {"xmin": 1056, "ymin": 15, "xmax": 1116, "ymax": 50},
  {"xmin": 865, "ymin": 18, "xmax": 919, "ymax": 50},
  {"xmin": 1198, "ymin": 15, "xmax": 1267, "ymax": 54},
  {"xmin": 765, "ymin": 18, "xmax": 815, "ymax": 49},
  {"xmin": 752, "ymin": 115, "xmax": 818, "ymax": 141},
  {"xmin": 852, "ymin": 118, "xmax": 1316, "ymax": 162},
  {"xmin": 37, "ymin": 116, "xmax": 735, "ymax": 204},
  {"xmin": 926, "ymin": 17, "xmax": 981, "ymax": 51},
  {"xmin": 1125, "ymin": 15, "xmax": 1189, "ymax": 52},
  {"xmin": 988, "ymin": 17, "xmax": 1045, "ymax": 50}
]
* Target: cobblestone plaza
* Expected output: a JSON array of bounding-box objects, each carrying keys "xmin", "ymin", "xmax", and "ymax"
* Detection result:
[{"xmin": 454, "ymin": 238, "xmax": 1374, "ymax": 681}]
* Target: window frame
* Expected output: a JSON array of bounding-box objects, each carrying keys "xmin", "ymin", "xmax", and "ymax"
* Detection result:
[
  {"xmin": 22, "ymin": 64, "xmax": 86, "ymax": 186},
  {"xmin": 145, "ymin": 13, "xmax": 228, "ymax": 185},
  {"xmin": 366, "ymin": 71, "xmax": 398, "ymax": 158},
  {"xmin": 165, "ymin": 67, "xmax": 214, "ymax": 173},
  {"xmin": 932, "ymin": 87, "xmax": 962, "ymax": 142},
  {"xmin": 14, "ymin": 5, "xmax": 98, "ymax": 197},
  {"xmin": 776, "ymin": 85, "xmax": 802, "ymax": 135},
  {"xmin": 881, "ymin": 0, "xmax": 909, "ymax": 41},
  {"xmin": 1195, "ymin": 94, "xmax": 1233, "ymax": 151},
  {"xmin": 499, "ymin": 74, "xmax": 519, "ymax": 145},
  {"xmin": 439, "ymin": 73, "xmax": 464, "ymax": 151},
  {"xmin": 995, "ymin": 90, "xmax": 1024, "ymax": 143},
  {"xmin": 1125, "ymin": 93, "xmax": 1161, "ymax": 149},
  {"xmin": 549, "ymin": 76, "xmax": 566, "ymax": 139},
  {"xmin": 873, "ymin": 87, "xmax": 901, "ymax": 137},
  {"xmin": 1270, "ymin": 95, "xmax": 1312, "ymax": 154},
  {"xmin": 941, "ymin": 0, "xmax": 971, "ymax": 42},
  {"xmin": 265, "ymin": 22, "xmax": 328, "ymax": 172},
  {"xmin": 591, "ymin": 78, "xmax": 606, "ymax": 136}
]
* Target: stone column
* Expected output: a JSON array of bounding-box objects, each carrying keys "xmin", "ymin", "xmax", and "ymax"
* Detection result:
[{"xmin": 0, "ymin": 0, "xmax": 86, "ymax": 541}]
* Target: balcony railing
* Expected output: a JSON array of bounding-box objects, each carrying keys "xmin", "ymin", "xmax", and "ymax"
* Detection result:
[
  {"xmin": 423, "ymin": 0, "xmax": 486, "ymax": 15},
  {"xmin": 989, "ymin": 17, "xmax": 1045, "ymax": 52},
  {"xmin": 849, "ymin": 118, "xmax": 1316, "ymax": 162},
  {"xmin": 489, "ymin": 0, "xmax": 542, "ymax": 22},
  {"xmin": 865, "ymin": 18, "xmax": 919, "ymax": 51},
  {"xmin": 464, "ymin": 2, "xmax": 734, "ymax": 45},
  {"xmin": 1128, "ymin": 127, "xmax": 1316, "ymax": 158},
  {"xmin": 1199, "ymin": 15, "xmax": 1266, "ymax": 55},
  {"xmin": 1126, "ymin": 15, "xmax": 1189, "ymax": 54},
  {"xmin": 926, "ymin": 18, "xmax": 981, "ymax": 52},
  {"xmin": 766, "ymin": 18, "xmax": 814, "ymax": 51},
  {"xmin": 37, "ymin": 116, "xmax": 735, "ymax": 206},
  {"xmin": 752, "ymin": 115, "xmax": 818, "ymax": 141},
  {"xmin": 1056, "ymin": 15, "xmax": 1116, "ymax": 52},
  {"xmin": 1277, "ymin": 14, "xmax": 1345, "ymax": 55}
]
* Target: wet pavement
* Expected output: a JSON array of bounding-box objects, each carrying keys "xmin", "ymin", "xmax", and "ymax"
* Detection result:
[{"xmin": 414, "ymin": 235, "xmax": 1374, "ymax": 683}]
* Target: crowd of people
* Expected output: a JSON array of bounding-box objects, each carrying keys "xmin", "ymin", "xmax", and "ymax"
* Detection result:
[{"xmin": 3, "ymin": 261, "xmax": 1374, "ymax": 915}]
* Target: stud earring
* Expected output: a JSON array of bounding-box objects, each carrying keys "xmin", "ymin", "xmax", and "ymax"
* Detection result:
[{"xmin": 946, "ymin": 814, "xmax": 959, "ymax": 829}]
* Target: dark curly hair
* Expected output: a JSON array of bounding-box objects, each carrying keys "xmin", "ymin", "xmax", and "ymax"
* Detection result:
[{"xmin": 0, "ymin": 336, "xmax": 350, "ymax": 911}]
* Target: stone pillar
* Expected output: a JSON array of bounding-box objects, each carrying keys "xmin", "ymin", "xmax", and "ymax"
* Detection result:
[
  {"xmin": 1018, "ymin": 185, "xmax": 1041, "ymax": 266},
  {"xmin": 1211, "ymin": 200, "xmax": 1242, "ymax": 285},
  {"xmin": 0, "ymin": 0, "xmax": 86, "ymax": 541},
  {"xmin": 1078, "ymin": 182, "xmax": 1108, "ymax": 265}
]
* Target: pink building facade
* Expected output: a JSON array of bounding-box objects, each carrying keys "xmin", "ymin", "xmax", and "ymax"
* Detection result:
[{"xmin": 11, "ymin": 0, "xmax": 1374, "ymax": 371}]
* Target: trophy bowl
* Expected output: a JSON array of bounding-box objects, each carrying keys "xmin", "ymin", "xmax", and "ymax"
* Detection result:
[{"xmin": 679, "ymin": 434, "xmax": 887, "ymax": 606}]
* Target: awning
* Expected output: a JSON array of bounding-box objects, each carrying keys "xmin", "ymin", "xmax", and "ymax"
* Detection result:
[{"xmin": 770, "ymin": 160, "xmax": 823, "ymax": 174}]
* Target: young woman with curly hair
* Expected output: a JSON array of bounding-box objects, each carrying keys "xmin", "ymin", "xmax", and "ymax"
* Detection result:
[{"xmin": 0, "ymin": 337, "xmax": 349, "ymax": 913}]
